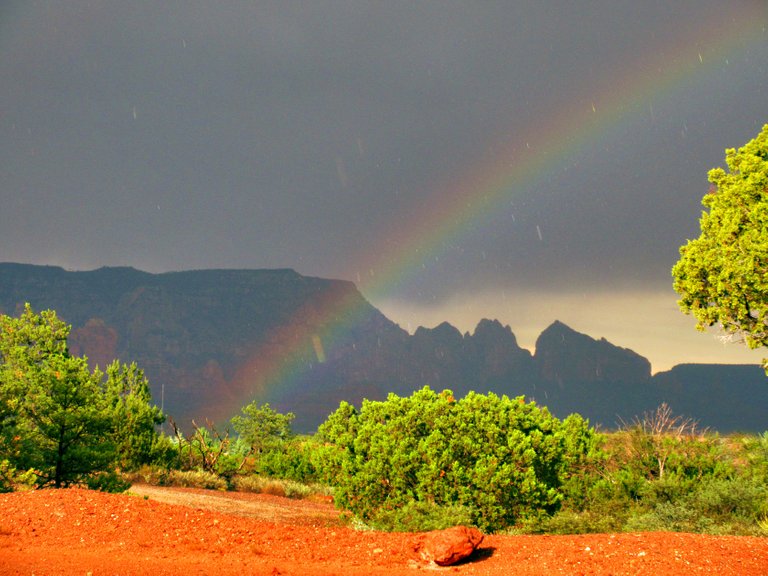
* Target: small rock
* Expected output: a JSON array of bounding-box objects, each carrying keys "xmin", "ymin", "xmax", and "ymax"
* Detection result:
[{"xmin": 416, "ymin": 526, "xmax": 484, "ymax": 566}]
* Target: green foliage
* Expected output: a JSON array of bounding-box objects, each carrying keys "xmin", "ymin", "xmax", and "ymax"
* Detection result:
[
  {"xmin": 0, "ymin": 459, "xmax": 38, "ymax": 493},
  {"xmin": 739, "ymin": 431, "xmax": 768, "ymax": 482},
  {"xmin": 159, "ymin": 402, "xmax": 306, "ymax": 492},
  {"xmin": 521, "ymin": 508, "xmax": 623, "ymax": 535},
  {"xmin": 368, "ymin": 500, "xmax": 477, "ymax": 533},
  {"xmin": 505, "ymin": 403, "xmax": 768, "ymax": 535},
  {"xmin": 104, "ymin": 361, "xmax": 165, "ymax": 470},
  {"xmin": 85, "ymin": 470, "xmax": 132, "ymax": 493},
  {"xmin": 0, "ymin": 460, "xmax": 15, "ymax": 493},
  {"xmin": 0, "ymin": 304, "xmax": 166, "ymax": 489},
  {"xmin": 317, "ymin": 387, "xmax": 593, "ymax": 532},
  {"xmin": 256, "ymin": 437, "xmax": 320, "ymax": 483},
  {"xmin": 625, "ymin": 501, "xmax": 716, "ymax": 533},
  {"xmin": 0, "ymin": 304, "xmax": 72, "ymax": 473},
  {"xmin": 613, "ymin": 404, "xmax": 721, "ymax": 483},
  {"xmin": 673, "ymin": 124, "xmax": 768, "ymax": 368},
  {"xmin": 171, "ymin": 421, "xmax": 233, "ymax": 473},
  {"xmin": 231, "ymin": 401, "xmax": 295, "ymax": 465},
  {"xmin": 145, "ymin": 433, "xmax": 180, "ymax": 469},
  {"xmin": 28, "ymin": 354, "xmax": 115, "ymax": 487},
  {"xmin": 626, "ymin": 475, "xmax": 768, "ymax": 534},
  {"xmin": 699, "ymin": 476, "xmax": 767, "ymax": 521}
]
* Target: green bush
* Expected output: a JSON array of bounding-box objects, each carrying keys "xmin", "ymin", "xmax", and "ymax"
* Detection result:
[
  {"xmin": 522, "ymin": 508, "xmax": 624, "ymax": 535},
  {"xmin": 690, "ymin": 476, "xmax": 767, "ymax": 522},
  {"xmin": 146, "ymin": 434, "xmax": 180, "ymax": 469},
  {"xmin": 257, "ymin": 438, "xmax": 319, "ymax": 483},
  {"xmin": 368, "ymin": 500, "xmax": 477, "ymax": 533},
  {"xmin": 317, "ymin": 387, "xmax": 594, "ymax": 532},
  {"xmin": 85, "ymin": 470, "xmax": 132, "ymax": 493},
  {"xmin": 739, "ymin": 432, "xmax": 768, "ymax": 482},
  {"xmin": 0, "ymin": 460, "xmax": 16, "ymax": 493},
  {"xmin": 0, "ymin": 462, "xmax": 39, "ymax": 493},
  {"xmin": 214, "ymin": 453, "xmax": 242, "ymax": 481},
  {"xmin": 547, "ymin": 419, "xmax": 768, "ymax": 535},
  {"xmin": 626, "ymin": 501, "xmax": 715, "ymax": 533},
  {"xmin": 278, "ymin": 479, "xmax": 316, "ymax": 499}
]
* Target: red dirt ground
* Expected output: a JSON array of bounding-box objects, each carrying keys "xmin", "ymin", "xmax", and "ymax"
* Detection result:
[{"xmin": 1, "ymin": 486, "xmax": 767, "ymax": 575}]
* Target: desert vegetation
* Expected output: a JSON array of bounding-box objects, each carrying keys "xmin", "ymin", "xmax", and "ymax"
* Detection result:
[{"xmin": 1, "ymin": 304, "xmax": 767, "ymax": 536}]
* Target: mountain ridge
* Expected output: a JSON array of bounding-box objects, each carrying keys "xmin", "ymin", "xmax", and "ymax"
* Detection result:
[{"xmin": 0, "ymin": 264, "xmax": 765, "ymax": 432}]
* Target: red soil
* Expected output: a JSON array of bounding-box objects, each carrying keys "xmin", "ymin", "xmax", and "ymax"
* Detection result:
[{"xmin": 1, "ymin": 486, "xmax": 767, "ymax": 575}]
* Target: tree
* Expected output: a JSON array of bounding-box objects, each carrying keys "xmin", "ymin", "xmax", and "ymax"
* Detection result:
[
  {"xmin": 0, "ymin": 305, "xmax": 114, "ymax": 487},
  {"xmin": 0, "ymin": 305, "xmax": 71, "ymax": 476},
  {"xmin": 24, "ymin": 353, "xmax": 115, "ymax": 487},
  {"xmin": 104, "ymin": 361, "xmax": 165, "ymax": 469},
  {"xmin": 672, "ymin": 124, "xmax": 768, "ymax": 369},
  {"xmin": 0, "ymin": 304, "xmax": 164, "ymax": 487},
  {"xmin": 231, "ymin": 401, "xmax": 294, "ymax": 466}
]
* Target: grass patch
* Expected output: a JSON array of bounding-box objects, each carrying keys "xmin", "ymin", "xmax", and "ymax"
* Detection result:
[
  {"xmin": 164, "ymin": 469, "xmax": 228, "ymax": 490},
  {"xmin": 232, "ymin": 474, "xmax": 331, "ymax": 500}
]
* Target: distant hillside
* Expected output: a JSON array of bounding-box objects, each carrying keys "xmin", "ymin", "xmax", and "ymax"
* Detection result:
[
  {"xmin": 0, "ymin": 263, "xmax": 765, "ymax": 432},
  {"xmin": 650, "ymin": 364, "xmax": 768, "ymax": 433}
]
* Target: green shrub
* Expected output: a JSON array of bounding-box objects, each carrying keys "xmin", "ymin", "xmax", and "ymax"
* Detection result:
[
  {"xmin": 690, "ymin": 476, "xmax": 767, "ymax": 521},
  {"xmin": 368, "ymin": 500, "xmax": 477, "ymax": 533},
  {"xmin": 317, "ymin": 387, "xmax": 594, "ymax": 532},
  {"xmin": 214, "ymin": 452, "xmax": 242, "ymax": 486},
  {"xmin": 280, "ymin": 479, "xmax": 314, "ymax": 499},
  {"xmin": 626, "ymin": 501, "xmax": 715, "ymax": 533},
  {"xmin": 552, "ymin": 424, "xmax": 768, "ymax": 535},
  {"xmin": 0, "ymin": 460, "xmax": 15, "ymax": 493},
  {"xmin": 0, "ymin": 461, "xmax": 39, "ymax": 492},
  {"xmin": 257, "ymin": 438, "xmax": 319, "ymax": 483},
  {"xmin": 146, "ymin": 434, "xmax": 180, "ymax": 469},
  {"xmin": 739, "ymin": 432, "xmax": 768, "ymax": 482},
  {"xmin": 641, "ymin": 474, "xmax": 695, "ymax": 506},
  {"xmin": 85, "ymin": 470, "xmax": 132, "ymax": 493},
  {"xmin": 522, "ymin": 508, "xmax": 624, "ymax": 535}
]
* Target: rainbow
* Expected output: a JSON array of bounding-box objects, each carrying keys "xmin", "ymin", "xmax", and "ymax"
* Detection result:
[
  {"xmin": 354, "ymin": 6, "xmax": 767, "ymax": 303},
  {"xmin": 223, "ymin": 7, "xmax": 767, "ymax": 424}
]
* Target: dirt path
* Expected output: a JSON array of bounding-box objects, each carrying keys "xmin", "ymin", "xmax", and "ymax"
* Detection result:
[
  {"xmin": 127, "ymin": 484, "xmax": 344, "ymax": 527},
  {"xmin": 1, "ymin": 487, "xmax": 767, "ymax": 575}
]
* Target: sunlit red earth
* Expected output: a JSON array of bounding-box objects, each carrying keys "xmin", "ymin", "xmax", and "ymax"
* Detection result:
[{"xmin": 1, "ymin": 486, "xmax": 767, "ymax": 575}]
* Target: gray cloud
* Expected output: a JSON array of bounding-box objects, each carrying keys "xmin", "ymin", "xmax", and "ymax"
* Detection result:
[{"xmin": 1, "ymin": 2, "xmax": 767, "ymax": 365}]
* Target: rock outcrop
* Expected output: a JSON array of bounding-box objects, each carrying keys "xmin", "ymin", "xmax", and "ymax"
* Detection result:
[{"xmin": 534, "ymin": 320, "xmax": 651, "ymax": 385}]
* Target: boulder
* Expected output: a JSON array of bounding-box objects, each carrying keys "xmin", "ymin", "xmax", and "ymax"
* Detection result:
[{"xmin": 417, "ymin": 526, "xmax": 484, "ymax": 566}]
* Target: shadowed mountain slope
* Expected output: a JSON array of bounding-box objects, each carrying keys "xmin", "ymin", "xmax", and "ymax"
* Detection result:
[{"xmin": 0, "ymin": 264, "xmax": 764, "ymax": 432}]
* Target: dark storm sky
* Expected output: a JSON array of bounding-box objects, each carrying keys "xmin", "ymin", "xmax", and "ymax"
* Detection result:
[{"xmin": 2, "ymin": 1, "xmax": 767, "ymax": 369}]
